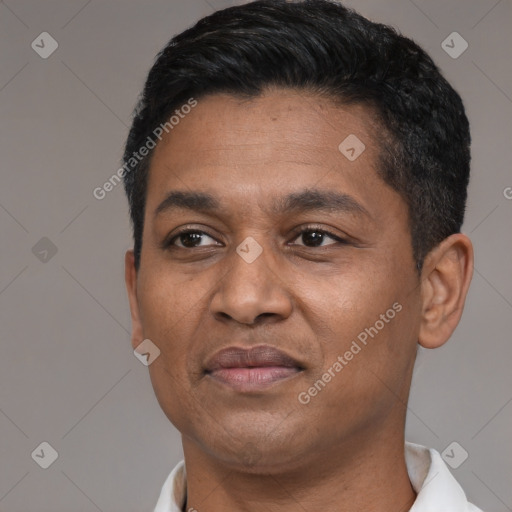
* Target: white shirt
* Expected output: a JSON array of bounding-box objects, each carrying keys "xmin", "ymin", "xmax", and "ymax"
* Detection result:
[{"xmin": 153, "ymin": 442, "xmax": 484, "ymax": 512}]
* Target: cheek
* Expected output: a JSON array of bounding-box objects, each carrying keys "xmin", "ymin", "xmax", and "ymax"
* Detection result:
[
  {"xmin": 137, "ymin": 269, "xmax": 205, "ymax": 360},
  {"xmin": 307, "ymin": 260, "xmax": 415, "ymax": 371},
  {"xmin": 138, "ymin": 270, "xmax": 207, "ymax": 428},
  {"xmin": 311, "ymin": 265, "xmax": 392, "ymax": 328}
]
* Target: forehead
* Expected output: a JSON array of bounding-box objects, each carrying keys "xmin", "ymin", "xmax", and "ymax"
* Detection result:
[
  {"xmin": 144, "ymin": 89, "xmax": 399, "ymax": 223},
  {"xmin": 155, "ymin": 89, "xmax": 379, "ymax": 162}
]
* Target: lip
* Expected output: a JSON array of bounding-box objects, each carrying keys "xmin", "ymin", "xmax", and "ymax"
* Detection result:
[{"xmin": 204, "ymin": 345, "xmax": 304, "ymax": 392}]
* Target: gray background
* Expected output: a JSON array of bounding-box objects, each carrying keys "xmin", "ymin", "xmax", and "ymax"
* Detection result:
[{"xmin": 0, "ymin": 0, "xmax": 511, "ymax": 510}]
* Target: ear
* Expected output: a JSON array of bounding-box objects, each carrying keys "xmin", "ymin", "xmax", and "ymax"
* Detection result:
[
  {"xmin": 125, "ymin": 250, "xmax": 144, "ymax": 350},
  {"xmin": 418, "ymin": 233, "xmax": 474, "ymax": 349}
]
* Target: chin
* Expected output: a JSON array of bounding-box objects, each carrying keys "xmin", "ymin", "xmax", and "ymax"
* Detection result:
[{"xmin": 201, "ymin": 427, "xmax": 313, "ymax": 475}]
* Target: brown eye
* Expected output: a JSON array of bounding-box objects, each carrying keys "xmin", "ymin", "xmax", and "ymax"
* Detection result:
[
  {"xmin": 168, "ymin": 230, "xmax": 218, "ymax": 248},
  {"xmin": 291, "ymin": 228, "xmax": 345, "ymax": 248}
]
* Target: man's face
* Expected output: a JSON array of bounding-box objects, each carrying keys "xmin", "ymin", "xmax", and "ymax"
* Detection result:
[{"xmin": 128, "ymin": 89, "xmax": 423, "ymax": 472}]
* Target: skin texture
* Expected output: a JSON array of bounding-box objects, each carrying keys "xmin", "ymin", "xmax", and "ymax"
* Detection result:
[{"xmin": 125, "ymin": 89, "xmax": 473, "ymax": 511}]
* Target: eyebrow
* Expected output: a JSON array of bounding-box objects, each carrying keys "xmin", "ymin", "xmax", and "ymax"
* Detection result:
[{"xmin": 154, "ymin": 188, "xmax": 370, "ymax": 219}]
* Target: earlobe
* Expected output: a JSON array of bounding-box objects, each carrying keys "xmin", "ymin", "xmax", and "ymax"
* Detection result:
[
  {"xmin": 125, "ymin": 250, "xmax": 144, "ymax": 350},
  {"xmin": 418, "ymin": 234, "xmax": 474, "ymax": 349}
]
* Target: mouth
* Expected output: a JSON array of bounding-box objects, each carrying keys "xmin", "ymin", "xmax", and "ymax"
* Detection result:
[{"xmin": 204, "ymin": 345, "xmax": 305, "ymax": 392}]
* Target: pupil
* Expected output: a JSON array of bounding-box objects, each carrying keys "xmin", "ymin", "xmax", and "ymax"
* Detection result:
[
  {"xmin": 182, "ymin": 233, "xmax": 201, "ymax": 247},
  {"xmin": 303, "ymin": 231, "xmax": 323, "ymax": 247}
]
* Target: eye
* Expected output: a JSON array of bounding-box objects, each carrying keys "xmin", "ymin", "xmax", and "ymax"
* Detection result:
[
  {"xmin": 167, "ymin": 229, "xmax": 220, "ymax": 249},
  {"xmin": 290, "ymin": 227, "xmax": 346, "ymax": 247},
  {"xmin": 164, "ymin": 226, "xmax": 347, "ymax": 250}
]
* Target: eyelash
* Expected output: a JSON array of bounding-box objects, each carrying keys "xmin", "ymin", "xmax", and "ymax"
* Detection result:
[{"xmin": 164, "ymin": 225, "xmax": 348, "ymax": 249}]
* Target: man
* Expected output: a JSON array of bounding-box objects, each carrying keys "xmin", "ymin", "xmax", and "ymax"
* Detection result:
[{"xmin": 122, "ymin": 0, "xmax": 482, "ymax": 510}]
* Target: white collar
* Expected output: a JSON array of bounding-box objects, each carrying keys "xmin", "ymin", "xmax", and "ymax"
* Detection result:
[{"xmin": 153, "ymin": 442, "xmax": 483, "ymax": 512}]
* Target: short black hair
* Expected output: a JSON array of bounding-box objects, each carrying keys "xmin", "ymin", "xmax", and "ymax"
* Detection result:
[{"xmin": 122, "ymin": 0, "xmax": 471, "ymax": 272}]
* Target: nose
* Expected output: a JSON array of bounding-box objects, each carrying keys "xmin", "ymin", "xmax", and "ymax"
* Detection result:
[{"xmin": 209, "ymin": 240, "xmax": 293, "ymax": 326}]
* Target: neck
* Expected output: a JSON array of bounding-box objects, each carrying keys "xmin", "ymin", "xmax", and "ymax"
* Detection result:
[{"xmin": 182, "ymin": 427, "xmax": 416, "ymax": 512}]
